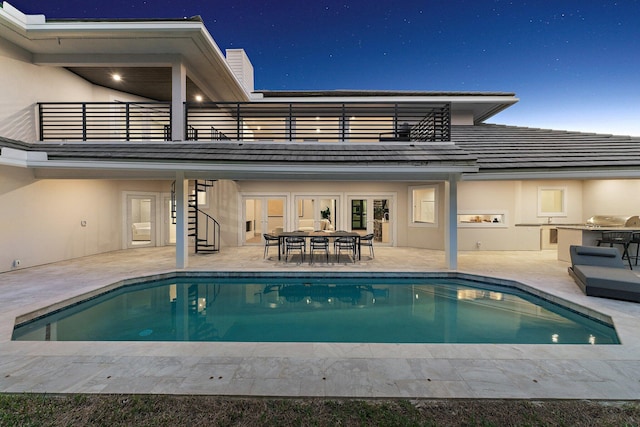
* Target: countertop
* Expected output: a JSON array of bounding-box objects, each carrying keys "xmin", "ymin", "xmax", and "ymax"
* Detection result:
[
  {"xmin": 515, "ymin": 223, "xmax": 583, "ymax": 227},
  {"xmin": 555, "ymin": 225, "xmax": 640, "ymax": 231}
]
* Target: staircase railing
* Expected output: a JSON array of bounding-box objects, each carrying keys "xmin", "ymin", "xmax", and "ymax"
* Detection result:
[
  {"xmin": 171, "ymin": 179, "xmax": 220, "ymax": 254},
  {"xmin": 191, "ymin": 207, "xmax": 220, "ymax": 254}
]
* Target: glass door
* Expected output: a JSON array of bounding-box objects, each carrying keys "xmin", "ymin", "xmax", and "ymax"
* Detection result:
[
  {"xmin": 372, "ymin": 198, "xmax": 391, "ymax": 244},
  {"xmin": 348, "ymin": 196, "xmax": 393, "ymax": 244},
  {"xmin": 126, "ymin": 194, "xmax": 156, "ymax": 248},
  {"xmin": 351, "ymin": 200, "xmax": 366, "ymax": 230},
  {"xmin": 243, "ymin": 196, "xmax": 286, "ymax": 245},
  {"xmin": 295, "ymin": 196, "xmax": 338, "ymax": 232}
]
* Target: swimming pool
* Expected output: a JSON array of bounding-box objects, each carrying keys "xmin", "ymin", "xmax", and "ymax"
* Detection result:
[{"xmin": 12, "ymin": 273, "xmax": 619, "ymax": 344}]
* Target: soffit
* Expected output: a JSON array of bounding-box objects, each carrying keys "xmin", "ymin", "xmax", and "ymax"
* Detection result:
[
  {"xmin": 66, "ymin": 67, "xmax": 204, "ymax": 102},
  {"xmin": 0, "ymin": 13, "xmax": 249, "ymax": 102}
]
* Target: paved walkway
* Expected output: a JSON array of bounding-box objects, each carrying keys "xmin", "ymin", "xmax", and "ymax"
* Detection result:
[{"xmin": 1, "ymin": 246, "xmax": 639, "ymax": 398}]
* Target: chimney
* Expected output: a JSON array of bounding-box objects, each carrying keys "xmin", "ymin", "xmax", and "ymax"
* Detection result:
[{"xmin": 225, "ymin": 49, "xmax": 254, "ymax": 94}]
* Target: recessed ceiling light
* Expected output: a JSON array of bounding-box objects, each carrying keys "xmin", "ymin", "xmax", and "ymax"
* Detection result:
[
  {"xmin": 195, "ymin": 95, "xmax": 203, "ymax": 102},
  {"xmin": 112, "ymin": 73, "xmax": 121, "ymax": 81}
]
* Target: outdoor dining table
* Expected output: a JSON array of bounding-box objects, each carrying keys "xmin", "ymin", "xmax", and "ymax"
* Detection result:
[{"xmin": 276, "ymin": 231, "xmax": 362, "ymax": 261}]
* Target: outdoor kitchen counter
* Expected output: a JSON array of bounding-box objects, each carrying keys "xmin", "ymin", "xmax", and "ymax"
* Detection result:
[
  {"xmin": 514, "ymin": 224, "xmax": 584, "ymax": 251},
  {"xmin": 556, "ymin": 226, "xmax": 640, "ymax": 262}
]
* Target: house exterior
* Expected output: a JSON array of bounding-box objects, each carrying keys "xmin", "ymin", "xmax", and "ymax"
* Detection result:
[{"xmin": 2, "ymin": 2, "xmax": 640, "ymax": 274}]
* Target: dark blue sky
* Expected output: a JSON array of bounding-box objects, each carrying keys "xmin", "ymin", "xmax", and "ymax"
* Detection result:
[{"xmin": 9, "ymin": 0, "xmax": 640, "ymax": 135}]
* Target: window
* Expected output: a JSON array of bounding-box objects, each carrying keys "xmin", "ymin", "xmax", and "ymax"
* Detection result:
[
  {"xmin": 538, "ymin": 187, "xmax": 566, "ymax": 217},
  {"xmin": 458, "ymin": 211, "xmax": 507, "ymax": 228},
  {"xmin": 410, "ymin": 185, "xmax": 436, "ymax": 225}
]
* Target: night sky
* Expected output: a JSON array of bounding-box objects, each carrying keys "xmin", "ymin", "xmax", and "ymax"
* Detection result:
[{"xmin": 8, "ymin": 1, "xmax": 640, "ymax": 135}]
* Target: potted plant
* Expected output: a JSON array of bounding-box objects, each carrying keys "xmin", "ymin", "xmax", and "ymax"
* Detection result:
[{"xmin": 321, "ymin": 207, "xmax": 331, "ymax": 223}]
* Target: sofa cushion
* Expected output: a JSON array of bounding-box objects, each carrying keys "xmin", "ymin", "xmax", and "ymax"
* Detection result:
[
  {"xmin": 572, "ymin": 265, "xmax": 640, "ymax": 302},
  {"xmin": 570, "ymin": 245, "xmax": 626, "ymax": 269},
  {"xmin": 575, "ymin": 246, "xmax": 618, "ymax": 257}
]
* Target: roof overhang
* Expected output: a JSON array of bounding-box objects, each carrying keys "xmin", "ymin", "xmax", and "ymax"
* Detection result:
[
  {"xmin": 0, "ymin": 147, "xmax": 476, "ymax": 181},
  {"xmin": 462, "ymin": 169, "xmax": 640, "ymax": 181},
  {"xmin": 0, "ymin": 2, "xmax": 250, "ymax": 102},
  {"xmin": 30, "ymin": 160, "xmax": 475, "ymax": 182},
  {"xmin": 254, "ymin": 90, "xmax": 519, "ymax": 124}
]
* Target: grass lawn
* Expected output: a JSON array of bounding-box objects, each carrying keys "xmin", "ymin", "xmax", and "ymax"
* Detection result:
[{"xmin": 1, "ymin": 395, "xmax": 639, "ymax": 426}]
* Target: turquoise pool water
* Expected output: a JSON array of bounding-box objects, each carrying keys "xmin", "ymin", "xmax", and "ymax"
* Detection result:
[{"xmin": 12, "ymin": 276, "xmax": 619, "ymax": 344}]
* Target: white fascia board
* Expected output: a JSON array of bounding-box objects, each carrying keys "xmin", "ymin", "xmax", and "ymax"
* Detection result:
[
  {"xmin": 254, "ymin": 95, "xmax": 519, "ymax": 104},
  {"xmin": 1, "ymin": 13, "xmax": 203, "ymax": 44},
  {"xmin": 0, "ymin": 147, "xmax": 48, "ymax": 166},
  {"xmin": 0, "ymin": 2, "xmax": 44, "ymax": 27},
  {"xmin": 25, "ymin": 20, "xmax": 207, "ymax": 33},
  {"xmin": 462, "ymin": 169, "xmax": 640, "ymax": 181},
  {"xmin": 25, "ymin": 159, "xmax": 478, "ymax": 176}
]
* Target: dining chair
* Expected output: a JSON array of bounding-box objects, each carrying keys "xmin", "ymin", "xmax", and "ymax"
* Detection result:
[
  {"xmin": 309, "ymin": 236, "xmax": 330, "ymax": 264},
  {"xmin": 263, "ymin": 233, "xmax": 280, "ymax": 259},
  {"xmin": 359, "ymin": 233, "xmax": 375, "ymax": 258},
  {"xmin": 334, "ymin": 236, "xmax": 356, "ymax": 263},
  {"xmin": 285, "ymin": 236, "xmax": 306, "ymax": 263}
]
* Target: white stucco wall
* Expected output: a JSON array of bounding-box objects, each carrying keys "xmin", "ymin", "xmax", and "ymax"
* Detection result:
[
  {"xmin": 457, "ymin": 181, "xmax": 520, "ymax": 250},
  {"xmin": 515, "ymin": 180, "xmax": 584, "ymax": 224},
  {"xmin": 582, "ymin": 180, "xmax": 640, "ymax": 218},
  {"xmin": 0, "ymin": 165, "xmax": 172, "ymax": 272},
  {"xmin": 451, "ymin": 111, "xmax": 474, "ymax": 125},
  {"xmin": 207, "ymin": 179, "xmax": 241, "ymax": 247},
  {"xmin": 456, "ymin": 180, "xmax": 584, "ymax": 251},
  {"xmin": 405, "ymin": 182, "xmax": 445, "ymax": 250}
]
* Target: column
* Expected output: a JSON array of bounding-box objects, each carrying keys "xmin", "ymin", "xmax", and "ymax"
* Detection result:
[
  {"xmin": 444, "ymin": 176, "xmax": 458, "ymax": 270},
  {"xmin": 175, "ymin": 171, "xmax": 189, "ymax": 268},
  {"xmin": 171, "ymin": 61, "xmax": 186, "ymax": 141}
]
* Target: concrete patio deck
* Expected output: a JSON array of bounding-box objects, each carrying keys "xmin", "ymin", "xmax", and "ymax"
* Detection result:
[{"xmin": 1, "ymin": 246, "xmax": 639, "ymax": 399}]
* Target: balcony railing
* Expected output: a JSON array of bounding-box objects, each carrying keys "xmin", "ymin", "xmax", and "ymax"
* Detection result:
[
  {"xmin": 37, "ymin": 101, "xmax": 450, "ymax": 143},
  {"xmin": 38, "ymin": 102, "xmax": 171, "ymax": 141},
  {"xmin": 186, "ymin": 102, "xmax": 450, "ymax": 143}
]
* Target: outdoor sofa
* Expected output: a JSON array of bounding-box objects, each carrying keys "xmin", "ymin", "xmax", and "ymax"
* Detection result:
[{"xmin": 568, "ymin": 245, "xmax": 640, "ymax": 303}]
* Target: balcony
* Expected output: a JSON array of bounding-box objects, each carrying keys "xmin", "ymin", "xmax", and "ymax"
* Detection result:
[
  {"xmin": 38, "ymin": 102, "xmax": 171, "ymax": 142},
  {"xmin": 38, "ymin": 101, "xmax": 450, "ymax": 143}
]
